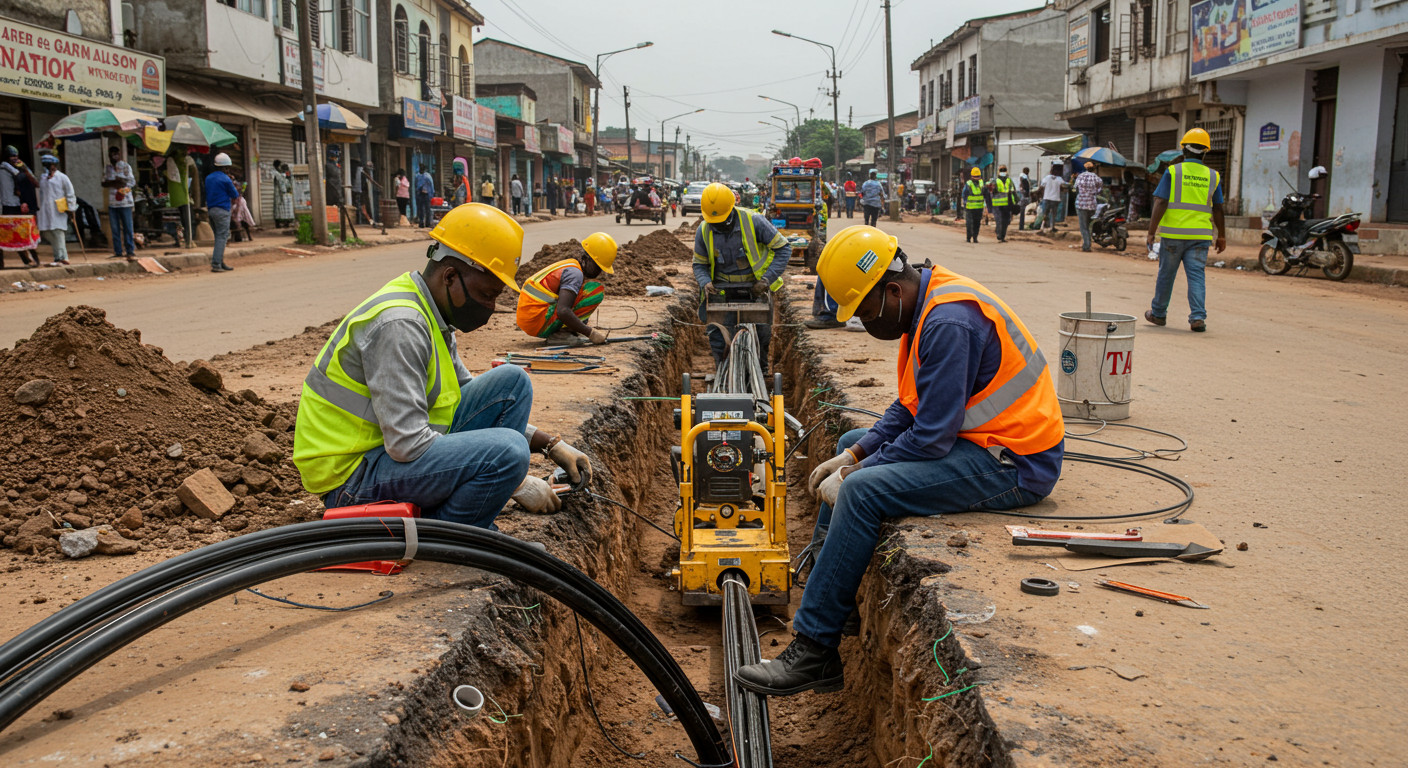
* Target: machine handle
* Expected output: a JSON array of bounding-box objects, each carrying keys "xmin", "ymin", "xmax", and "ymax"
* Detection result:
[
  {"xmin": 682, "ymin": 372, "xmax": 691, "ymax": 395},
  {"xmin": 773, "ymin": 373, "xmax": 783, "ymax": 397}
]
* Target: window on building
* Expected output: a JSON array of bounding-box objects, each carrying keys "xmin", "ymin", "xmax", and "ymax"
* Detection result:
[
  {"xmin": 417, "ymin": 21, "xmax": 431, "ymax": 85},
  {"xmin": 458, "ymin": 45, "xmax": 471, "ymax": 98},
  {"xmin": 919, "ymin": 83, "xmax": 926, "ymax": 116},
  {"xmin": 944, "ymin": 69, "xmax": 953, "ymax": 106},
  {"xmin": 1164, "ymin": 0, "xmax": 1187, "ymax": 53},
  {"xmin": 573, "ymin": 96, "xmax": 582, "ymax": 125},
  {"xmin": 337, "ymin": 0, "xmax": 369, "ymax": 59},
  {"xmin": 968, "ymin": 55, "xmax": 977, "ymax": 97},
  {"xmin": 218, "ymin": 0, "xmax": 266, "ymax": 18},
  {"xmin": 307, "ymin": 0, "xmax": 320, "ymax": 46},
  {"xmin": 928, "ymin": 79, "xmax": 935, "ymax": 115},
  {"xmin": 957, "ymin": 67, "xmax": 964, "ymax": 102},
  {"xmin": 393, "ymin": 6, "xmax": 409, "ymax": 73},
  {"xmin": 1139, "ymin": 0, "xmax": 1156, "ymax": 55},
  {"xmin": 278, "ymin": 0, "xmax": 294, "ymax": 30},
  {"xmin": 439, "ymin": 34, "xmax": 450, "ymax": 90},
  {"xmin": 1093, "ymin": 5, "xmax": 1112, "ymax": 63}
]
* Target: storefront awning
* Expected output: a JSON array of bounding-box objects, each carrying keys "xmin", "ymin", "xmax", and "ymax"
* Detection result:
[
  {"xmin": 997, "ymin": 134, "xmax": 1084, "ymax": 155},
  {"xmin": 166, "ymin": 82, "xmax": 300, "ymax": 124}
]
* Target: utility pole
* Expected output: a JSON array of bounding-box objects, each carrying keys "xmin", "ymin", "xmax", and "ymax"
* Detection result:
[
  {"xmin": 298, "ymin": 0, "xmax": 327, "ymax": 245},
  {"xmin": 771, "ymin": 30, "xmax": 841, "ymax": 187},
  {"xmin": 592, "ymin": 42, "xmax": 652, "ymax": 191},
  {"xmin": 848, "ymin": 106, "xmax": 853, "ymax": 127},
  {"xmin": 647, "ymin": 128, "xmax": 652, "ymax": 178},
  {"xmin": 883, "ymin": 0, "xmax": 898, "ymax": 212},
  {"xmin": 623, "ymin": 85, "xmax": 633, "ymax": 175},
  {"xmin": 674, "ymin": 126, "xmax": 681, "ymax": 178}
]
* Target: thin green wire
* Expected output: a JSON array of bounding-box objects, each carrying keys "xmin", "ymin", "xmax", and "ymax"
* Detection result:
[
  {"xmin": 620, "ymin": 396, "xmax": 681, "ymax": 401},
  {"xmin": 915, "ymin": 742, "xmax": 935, "ymax": 767},
  {"xmin": 921, "ymin": 623, "xmax": 984, "ymax": 703}
]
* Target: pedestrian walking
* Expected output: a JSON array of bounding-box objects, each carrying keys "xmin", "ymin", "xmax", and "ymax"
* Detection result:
[
  {"xmin": 584, "ymin": 181, "xmax": 596, "ymax": 215},
  {"xmin": 1145, "ymin": 129, "xmax": 1226, "ymax": 333},
  {"xmin": 204, "ymin": 152, "xmax": 239, "ymax": 272},
  {"xmin": 510, "ymin": 174, "xmax": 524, "ymax": 214},
  {"xmin": 414, "ymin": 165, "xmax": 434, "ymax": 227},
  {"xmin": 860, "ymin": 170, "xmax": 884, "ymax": 227},
  {"xmin": 356, "ymin": 161, "xmax": 381, "ymax": 225},
  {"xmin": 272, "ymin": 160, "xmax": 294, "ymax": 229},
  {"xmin": 0, "ymin": 145, "xmax": 41, "ymax": 267},
  {"xmin": 36, "ymin": 154, "xmax": 75, "ymax": 266},
  {"xmin": 230, "ymin": 173, "xmax": 256, "ymax": 242},
  {"xmin": 1074, "ymin": 162, "xmax": 1103, "ymax": 252},
  {"xmin": 102, "ymin": 145, "xmax": 136, "ymax": 259},
  {"xmin": 547, "ymin": 177, "xmax": 558, "ymax": 215},
  {"xmin": 394, "ymin": 169, "xmax": 411, "ymax": 222},
  {"xmin": 167, "ymin": 149, "xmax": 196, "ymax": 245},
  {"xmin": 477, "ymin": 174, "xmax": 493, "ymax": 208},
  {"xmin": 1018, "ymin": 167, "xmax": 1031, "ymax": 232},
  {"xmin": 1037, "ymin": 164, "xmax": 1067, "ymax": 233},
  {"xmin": 963, "ymin": 168, "xmax": 989, "ymax": 243},
  {"xmin": 991, "ymin": 165, "xmax": 1016, "ymax": 242}
]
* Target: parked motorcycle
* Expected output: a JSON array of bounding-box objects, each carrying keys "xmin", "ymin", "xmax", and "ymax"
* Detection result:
[
  {"xmin": 1259, "ymin": 167, "xmax": 1360, "ymax": 281},
  {"xmin": 1090, "ymin": 205, "xmax": 1128, "ymax": 251}
]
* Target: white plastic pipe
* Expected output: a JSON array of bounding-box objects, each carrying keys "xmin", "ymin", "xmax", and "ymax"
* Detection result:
[{"xmin": 451, "ymin": 685, "xmax": 484, "ymax": 718}]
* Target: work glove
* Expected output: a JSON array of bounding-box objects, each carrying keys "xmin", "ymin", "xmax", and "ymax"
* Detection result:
[
  {"xmin": 512, "ymin": 476, "xmax": 562, "ymax": 514},
  {"xmin": 750, "ymin": 280, "xmax": 769, "ymax": 296},
  {"xmin": 588, "ymin": 328, "xmax": 608, "ymax": 345},
  {"xmin": 702, "ymin": 281, "xmax": 718, "ymax": 296},
  {"xmin": 817, "ymin": 469, "xmax": 844, "ymax": 508},
  {"xmin": 808, "ymin": 449, "xmax": 857, "ymax": 493},
  {"xmin": 547, "ymin": 439, "xmax": 593, "ymax": 487}
]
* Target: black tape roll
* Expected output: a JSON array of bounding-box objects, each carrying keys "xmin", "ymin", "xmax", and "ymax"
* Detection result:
[{"xmin": 1020, "ymin": 577, "xmax": 1060, "ymax": 597}]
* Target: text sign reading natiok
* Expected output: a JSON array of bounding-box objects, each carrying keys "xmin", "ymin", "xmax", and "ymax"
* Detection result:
[{"xmin": 0, "ymin": 14, "xmax": 165, "ymax": 114}]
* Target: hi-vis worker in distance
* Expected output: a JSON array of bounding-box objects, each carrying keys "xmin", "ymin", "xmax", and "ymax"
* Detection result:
[
  {"xmin": 1144, "ymin": 127, "xmax": 1226, "ymax": 333},
  {"xmin": 516, "ymin": 231, "xmax": 619, "ymax": 344},
  {"xmin": 734, "ymin": 224, "xmax": 1065, "ymax": 698},
  {"xmin": 293, "ymin": 203, "xmax": 594, "ymax": 527},
  {"xmin": 692, "ymin": 181, "xmax": 790, "ymax": 367}
]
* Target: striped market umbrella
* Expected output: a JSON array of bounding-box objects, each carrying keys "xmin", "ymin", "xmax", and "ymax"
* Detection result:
[
  {"xmin": 299, "ymin": 103, "xmax": 368, "ymax": 132},
  {"xmin": 160, "ymin": 115, "xmax": 239, "ymax": 148},
  {"xmin": 1072, "ymin": 146, "xmax": 1129, "ymax": 167},
  {"xmin": 43, "ymin": 107, "xmax": 161, "ymax": 140}
]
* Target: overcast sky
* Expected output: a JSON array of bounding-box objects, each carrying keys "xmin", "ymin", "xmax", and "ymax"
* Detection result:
[{"xmin": 477, "ymin": 0, "xmax": 1043, "ymax": 158}]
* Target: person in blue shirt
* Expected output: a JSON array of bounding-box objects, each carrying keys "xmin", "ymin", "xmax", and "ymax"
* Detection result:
[
  {"xmin": 203, "ymin": 153, "xmax": 240, "ymax": 273},
  {"xmin": 414, "ymin": 166, "xmax": 435, "ymax": 228},
  {"xmin": 860, "ymin": 170, "xmax": 885, "ymax": 226},
  {"xmin": 1144, "ymin": 129, "xmax": 1226, "ymax": 332}
]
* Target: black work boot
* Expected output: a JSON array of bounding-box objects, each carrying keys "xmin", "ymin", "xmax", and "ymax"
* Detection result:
[{"xmin": 734, "ymin": 634, "xmax": 843, "ymax": 696}]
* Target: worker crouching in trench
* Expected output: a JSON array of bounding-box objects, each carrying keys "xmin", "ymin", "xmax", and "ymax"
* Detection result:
[{"xmin": 515, "ymin": 232, "xmax": 619, "ymax": 346}]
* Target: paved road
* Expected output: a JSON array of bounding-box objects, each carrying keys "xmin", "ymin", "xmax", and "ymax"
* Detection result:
[{"xmin": 0, "ymin": 216, "xmax": 683, "ymax": 361}]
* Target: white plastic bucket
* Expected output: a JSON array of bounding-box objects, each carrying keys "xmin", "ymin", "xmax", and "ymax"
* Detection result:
[{"xmin": 1055, "ymin": 311, "xmax": 1135, "ymax": 421}]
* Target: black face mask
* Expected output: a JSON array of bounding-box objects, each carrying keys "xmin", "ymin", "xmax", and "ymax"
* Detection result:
[
  {"xmin": 448, "ymin": 270, "xmax": 494, "ymax": 332},
  {"xmin": 862, "ymin": 284, "xmax": 908, "ymax": 341}
]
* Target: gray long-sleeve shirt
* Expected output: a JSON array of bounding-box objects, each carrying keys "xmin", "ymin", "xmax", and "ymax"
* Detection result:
[
  {"xmin": 692, "ymin": 210, "xmax": 790, "ymax": 289},
  {"xmin": 349, "ymin": 271, "xmax": 534, "ymax": 462}
]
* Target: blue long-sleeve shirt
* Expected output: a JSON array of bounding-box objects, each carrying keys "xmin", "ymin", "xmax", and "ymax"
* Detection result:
[
  {"xmin": 414, "ymin": 172, "xmax": 434, "ymax": 194},
  {"xmin": 203, "ymin": 171, "xmax": 239, "ymax": 211},
  {"xmin": 853, "ymin": 269, "xmax": 1063, "ymax": 497},
  {"xmin": 860, "ymin": 179, "xmax": 885, "ymax": 207},
  {"xmin": 692, "ymin": 209, "xmax": 790, "ymax": 289}
]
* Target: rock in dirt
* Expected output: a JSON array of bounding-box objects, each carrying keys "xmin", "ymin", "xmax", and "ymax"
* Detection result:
[
  {"xmin": 242, "ymin": 432, "xmax": 283, "ymax": 464},
  {"xmin": 95, "ymin": 526, "xmax": 139, "ymax": 555},
  {"xmin": 241, "ymin": 466, "xmax": 276, "ymax": 493},
  {"xmin": 947, "ymin": 531, "xmax": 970, "ymax": 548},
  {"xmin": 60, "ymin": 527, "xmax": 101, "ymax": 558},
  {"xmin": 166, "ymin": 443, "xmax": 184, "ymax": 459},
  {"xmin": 13, "ymin": 515, "xmax": 57, "ymax": 554},
  {"xmin": 14, "ymin": 379, "xmax": 54, "ymax": 405},
  {"xmin": 116, "ymin": 506, "xmax": 144, "ymax": 531},
  {"xmin": 175, "ymin": 468, "xmax": 236, "ymax": 520},
  {"xmin": 186, "ymin": 360, "xmax": 224, "ymax": 391}
]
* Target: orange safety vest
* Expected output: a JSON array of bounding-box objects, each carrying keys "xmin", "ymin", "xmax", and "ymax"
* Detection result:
[
  {"xmin": 516, "ymin": 258, "xmax": 581, "ymax": 336},
  {"xmin": 897, "ymin": 266, "xmax": 1064, "ymax": 457}
]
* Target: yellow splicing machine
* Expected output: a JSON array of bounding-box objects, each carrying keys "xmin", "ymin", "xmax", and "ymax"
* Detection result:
[{"xmin": 670, "ymin": 372, "xmax": 791, "ymax": 606}]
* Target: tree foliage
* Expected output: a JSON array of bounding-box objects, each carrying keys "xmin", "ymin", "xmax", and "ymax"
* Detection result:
[{"xmin": 783, "ymin": 118, "xmax": 864, "ymax": 168}]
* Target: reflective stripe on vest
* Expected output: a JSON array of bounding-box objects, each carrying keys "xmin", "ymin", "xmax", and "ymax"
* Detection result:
[
  {"xmin": 293, "ymin": 273, "xmax": 459, "ymax": 494},
  {"xmin": 521, "ymin": 258, "xmax": 581, "ymax": 305},
  {"xmin": 991, "ymin": 177, "xmax": 1014, "ymax": 206},
  {"xmin": 517, "ymin": 258, "xmax": 581, "ymax": 336},
  {"xmin": 965, "ymin": 181, "xmax": 986, "ymax": 209},
  {"xmin": 1160, "ymin": 162, "xmax": 1219, "ymax": 240},
  {"xmin": 704, "ymin": 207, "xmax": 783, "ymax": 290},
  {"xmin": 896, "ymin": 268, "xmax": 1064, "ymax": 457}
]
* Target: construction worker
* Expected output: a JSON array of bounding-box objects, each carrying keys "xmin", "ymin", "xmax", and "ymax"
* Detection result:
[
  {"xmin": 516, "ymin": 231, "xmax": 619, "ymax": 344},
  {"xmin": 963, "ymin": 167, "xmax": 990, "ymax": 243},
  {"xmin": 292, "ymin": 203, "xmax": 593, "ymax": 528},
  {"xmin": 991, "ymin": 165, "xmax": 1016, "ymax": 242},
  {"xmin": 1144, "ymin": 128, "xmax": 1225, "ymax": 333},
  {"xmin": 693, "ymin": 181, "xmax": 791, "ymax": 367},
  {"xmin": 734, "ymin": 225, "xmax": 1064, "ymax": 697}
]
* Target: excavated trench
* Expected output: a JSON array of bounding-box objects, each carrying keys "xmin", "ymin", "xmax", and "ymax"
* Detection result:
[{"xmin": 373, "ymin": 291, "xmax": 1013, "ymax": 768}]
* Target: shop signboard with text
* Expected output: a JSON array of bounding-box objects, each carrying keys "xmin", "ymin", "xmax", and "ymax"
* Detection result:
[
  {"xmin": 523, "ymin": 122, "xmax": 540, "ymax": 154},
  {"xmin": 0, "ymin": 15, "xmax": 165, "ymax": 113},
  {"xmin": 955, "ymin": 96, "xmax": 981, "ymax": 135},
  {"xmin": 1190, "ymin": 0, "xmax": 1300, "ymax": 77},
  {"xmin": 281, "ymin": 35, "xmax": 325, "ymax": 93},
  {"xmin": 450, "ymin": 95, "xmax": 475, "ymax": 141},
  {"xmin": 556, "ymin": 125, "xmax": 574, "ymax": 155},
  {"xmin": 1068, "ymin": 15, "xmax": 1090, "ymax": 69},
  {"xmin": 402, "ymin": 97, "xmax": 443, "ymax": 134},
  {"xmin": 474, "ymin": 102, "xmax": 496, "ymax": 148}
]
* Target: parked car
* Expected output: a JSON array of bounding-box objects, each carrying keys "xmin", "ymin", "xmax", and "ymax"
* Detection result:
[{"xmin": 681, "ymin": 181, "xmax": 709, "ymax": 216}]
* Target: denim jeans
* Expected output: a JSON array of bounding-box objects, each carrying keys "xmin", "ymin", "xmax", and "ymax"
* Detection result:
[
  {"xmin": 1039, "ymin": 200, "xmax": 1059, "ymax": 230},
  {"xmin": 1150, "ymin": 238, "xmax": 1210, "ymax": 323},
  {"xmin": 208, "ymin": 206, "xmax": 231, "ymax": 267},
  {"xmin": 416, "ymin": 191, "xmax": 432, "ymax": 227},
  {"xmin": 108, "ymin": 205, "xmax": 135, "ymax": 257},
  {"xmin": 1077, "ymin": 208, "xmax": 1095, "ymax": 250},
  {"xmin": 844, "ymin": 196, "xmax": 855, "ymax": 218},
  {"xmin": 812, "ymin": 277, "xmax": 838, "ymax": 320},
  {"xmin": 322, "ymin": 364, "xmax": 534, "ymax": 530},
  {"xmin": 793, "ymin": 428, "xmax": 1042, "ymax": 648},
  {"xmin": 862, "ymin": 204, "xmax": 880, "ymax": 226},
  {"xmin": 994, "ymin": 207, "xmax": 1011, "ymax": 241}
]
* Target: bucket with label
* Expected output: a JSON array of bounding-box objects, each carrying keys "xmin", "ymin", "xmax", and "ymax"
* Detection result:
[{"xmin": 1055, "ymin": 311, "xmax": 1135, "ymax": 420}]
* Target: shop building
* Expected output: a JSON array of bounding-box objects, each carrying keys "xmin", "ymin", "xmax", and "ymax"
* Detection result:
[{"xmin": 476, "ymin": 82, "xmax": 538, "ymax": 211}]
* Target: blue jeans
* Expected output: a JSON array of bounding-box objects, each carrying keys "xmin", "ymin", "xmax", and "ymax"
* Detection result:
[
  {"xmin": 812, "ymin": 277, "xmax": 838, "ymax": 320},
  {"xmin": 208, "ymin": 207, "xmax": 231, "ymax": 267},
  {"xmin": 1039, "ymin": 200, "xmax": 1058, "ymax": 230},
  {"xmin": 1077, "ymin": 208, "xmax": 1094, "ymax": 250},
  {"xmin": 1150, "ymin": 238, "xmax": 1209, "ymax": 322},
  {"xmin": 108, "ymin": 206, "xmax": 135, "ymax": 257},
  {"xmin": 844, "ymin": 196, "xmax": 856, "ymax": 217},
  {"xmin": 322, "ymin": 364, "xmax": 534, "ymax": 529},
  {"xmin": 793, "ymin": 428, "xmax": 1042, "ymax": 648}
]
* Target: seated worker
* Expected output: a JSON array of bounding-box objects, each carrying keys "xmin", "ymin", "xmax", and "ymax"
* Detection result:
[
  {"xmin": 293, "ymin": 204, "xmax": 593, "ymax": 529},
  {"xmin": 693, "ymin": 182, "xmax": 790, "ymax": 368},
  {"xmin": 516, "ymin": 231, "xmax": 618, "ymax": 344},
  {"xmin": 734, "ymin": 225, "xmax": 1064, "ymax": 696}
]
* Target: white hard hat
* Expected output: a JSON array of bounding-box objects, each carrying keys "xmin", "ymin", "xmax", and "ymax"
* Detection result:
[{"xmin": 214, "ymin": 153, "xmax": 232, "ymax": 167}]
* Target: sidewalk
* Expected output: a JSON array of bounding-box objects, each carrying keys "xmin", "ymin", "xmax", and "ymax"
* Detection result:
[{"xmin": 910, "ymin": 212, "xmax": 1408, "ymax": 286}]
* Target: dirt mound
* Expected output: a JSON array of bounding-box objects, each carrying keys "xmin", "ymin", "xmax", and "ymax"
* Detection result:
[{"xmin": 0, "ymin": 307, "xmax": 318, "ymax": 558}]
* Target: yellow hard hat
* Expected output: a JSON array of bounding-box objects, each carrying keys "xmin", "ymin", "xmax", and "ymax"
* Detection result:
[
  {"xmin": 581, "ymin": 231, "xmax": 617, "ymax": 274},
  {"xmin": 970, "ymin": 167, "xmax": 982, "ymax": 178},
  {"xmin": 816, "ymin": 225, "xmax": 900, "ymax": 322},
  {"xmin": 429, "ymin": 203, "xmax": 524, "ymax": 292},
  {"xmin": 700, "ymin": 183, "xmax": 736, "ymax": 224},
  {"xmin": 1180, "ymin": 128, "xmax": 1211, "ymax": 149}
]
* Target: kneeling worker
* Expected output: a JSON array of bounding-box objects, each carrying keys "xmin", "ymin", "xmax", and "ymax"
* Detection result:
[
  {"xmin": 693, "ymin": 182, "xmax": 790, "ymax": 367},
  {"xmin": 734, "ymin": 225, "xmax": 1064, "ymax": 696},
  {"xmin": 516, "ymin": 231, "xmax": 618, "ymax": 344},
  {"xmin": 293, "ymin": 203, "xmax": 593, "ymax": 527}
]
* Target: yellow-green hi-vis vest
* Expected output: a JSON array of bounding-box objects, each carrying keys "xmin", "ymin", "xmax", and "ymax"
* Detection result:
[
  {"xmin": 703, "ymin": 207, "xmax": 784, "ymax": 291},
  {"xmin": 1160, "ymin": 162, "xmax": 1220, "ymax": 240}
]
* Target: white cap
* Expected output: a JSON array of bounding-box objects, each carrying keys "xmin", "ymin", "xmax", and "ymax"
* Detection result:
[{"xmin": 214, "ymin": 153, "xmax": 232, "ymax": 167}]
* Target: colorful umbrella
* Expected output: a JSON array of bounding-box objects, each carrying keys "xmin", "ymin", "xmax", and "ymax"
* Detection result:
[
  {"xmin": 1145, "ymin": 149, "xmax": 1184, "ymax": 173},
  {"xmin": 298, "ymin": 103, "xmax": 368, "ymax": 132},
  {"xmin": 43, "ymin": 108, "xmax": 161, "ymax": 140},
  {"xmin": 1072, "ymin": 146, "xmax": 1129, "ymax": 167},
  {"xmin": 160, "ymin": 115, "xmax": 239, "ymax": 148}
]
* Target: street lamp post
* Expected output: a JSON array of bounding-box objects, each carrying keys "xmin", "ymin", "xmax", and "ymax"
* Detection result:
[
  {"xmin": 660, "ymin": 108, "xmax": 703, "ymax": 179},
  {"xmin": 759, "ymin": 119, "xmax": 789, "ymax": 157},
  {"xmin": 765, "ymin": 116, "xmax": 794, "ymax": 156},
  {"xmin": 772, "ymin": 30, "xmax": 841, "ymax": 187},
  {"xmin": 592, "ymin": 41, "xmax": 652, "ymax": 190},
  {"xmin": 759, "ymin": 95, "xmax": 802, "ymax": 156}
]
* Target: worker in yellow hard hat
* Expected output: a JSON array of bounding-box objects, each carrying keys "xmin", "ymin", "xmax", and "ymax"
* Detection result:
[
  {"xmin": 963, "ymin": 166, "xmax": 990, "ymax": 243},
  {"xmin": 293, "ymin": 203, "xmax": 594, "ymax": 527},
  {"xmin": 693, "ymin": 181, "xmax": 791, "ymax": 367},
  {"xmin": 516, "ymin": 231, "xmax": 618, "ymax": 344},
  {"xmin": 1144, "ymin": 127, "xmax": 1225, "ymax": 333},
  {"xmin": 735, "ymin": 224, "xmax": 1064, "ymax": 698}
]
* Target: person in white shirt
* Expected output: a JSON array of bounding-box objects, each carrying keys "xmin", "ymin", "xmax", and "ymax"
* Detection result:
[
  {"xmin": 101, "ymin": 145, "xmax": 137, "ymax": 258},
  {"xmin": 1037, "ymin": 164, "xmax": 1068, "ymax": 234},
  {"xmin": 36, "ymin": 154, "xmax": 76, "ymax": 265}
]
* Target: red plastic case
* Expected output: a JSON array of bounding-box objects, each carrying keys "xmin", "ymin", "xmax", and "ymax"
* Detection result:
[{"xmin": 319, "ymin": 502, "xmax": 421, "ymax": 575}]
